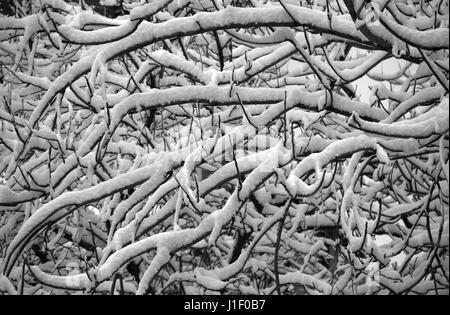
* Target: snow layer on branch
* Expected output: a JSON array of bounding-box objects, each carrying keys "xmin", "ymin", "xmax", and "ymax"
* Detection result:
[
  {"xmin": 0, "ymin": 275, "xmax": 17, "ymax": 295},
  {"xmin": 4, "ymin": 164, "xmax": 160, "ymax": 275},
  {"xmin": 58, "ymin": 20, "xmax": 140, "ymax": 45},
  {"xmin": 378, "ymin": 13, "xmax": 449, "ymax": 50},
  {"xmin": 130, "ymin": 0, "xmax": 174, "ymax": 21},
  {"xmin": 1, "ymin": 0, "xmax": 448, "ymax": 296},
  {"xmin": 278, "ymin": 271, "xmax": 332, "ymax": 294},
  {"xmin": 0, "ymin": 185, "xmax": 40, "ymax": 207}
]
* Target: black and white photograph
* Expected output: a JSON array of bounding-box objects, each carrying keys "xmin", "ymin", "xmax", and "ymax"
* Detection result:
[{"xmin": 0, "ymin": 0, "xmax": 448, "ymax": 298}]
